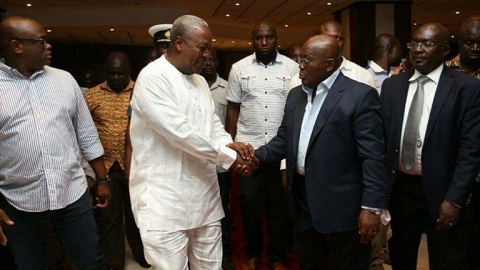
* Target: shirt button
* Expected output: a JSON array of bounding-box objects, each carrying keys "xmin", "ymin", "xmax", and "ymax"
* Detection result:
[
  {"xmin": 265, "ymin": 91, "xmax": 267, "ymax": 94},
  {"xmin": 395, "ymin": 149, "xmax": 399, "ymax": 153},
  {"xmin": 265, "ymin": 106, "xmax": 268, "ymax": 108},
  {"xmin": 392, "ymin": 170, "xmax": 396, "ymax": 175},
  {"xmin": 265, "ymin": 119, "xmax": 267, "ymax": 121},
  {"xmin": 265, "ymin": 132, "xmax": 268, "ymax": 135},
  {"xmin": 265, "ymin": 78, "xmax": 267, "ymax": 81}
]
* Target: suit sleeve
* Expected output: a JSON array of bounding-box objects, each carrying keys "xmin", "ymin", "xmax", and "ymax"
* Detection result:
[
  {"xmin": 353, "ymin": 87, "xmax": 391, "ymax": 208},
  {"xmin": 445, "ymin": 84, "xmax": 480, "ymax": 205}
]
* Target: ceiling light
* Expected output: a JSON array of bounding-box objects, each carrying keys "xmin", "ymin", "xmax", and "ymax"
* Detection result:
[
  {"xmin": 327, "ymin": 2, "xmax": 332, "ymax": 5},
  {"xmin": 47, "ymin": 29, "xmax": 52, "ymax": 33},
  {"xmin": 413, "ymin": 23, "xmax": 417, "ymax": 26},
  {"xmin": 248, "ymin": 42, "xmax": 251, "ymax": 45},
  {"xmin": 212, "ymin": 39, "xmax": 216, "ymax": 42},
  {"xmin": 231, "ymin": 41, "xmax": 235, "ymax": 43},
  {"xmin": 110, "ymin": 28, "xmax": 115, "ymax": 31},
  {"xmin": 226, "ymin": 14, "xmax": 230, "ymax": 17},
  {"xmin": 307, "ymin": 12, "xmax": 311, "ymax": 15},
  {"xmin": 26, "ymin": 3, "xmax": 32, "ymax": 7},
  {"xmin": 455, "ymin": 11, "xmax": 460, "ymax": 14},
  {"xmin": 285, "ymin": 24, "xmax": 289, "ymax": 27},
  {"xmin": 235, "ymin": 3, "xmax": 240, "ymax": 6},
  {"xmin": 278, "ymin": 45, "xmax": 281, "ymax": 48},
  {"xmin": 451, "ymin": 35, "xmax": 455, "ymax": 38}
]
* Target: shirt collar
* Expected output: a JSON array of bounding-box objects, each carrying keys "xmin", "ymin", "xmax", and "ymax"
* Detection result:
[
  {"xmin": 339, "ymin": 56, "xmax": 349, "ymax": 71},
  {"xmin": 100, "ymin": 79, "xmax": 135, "ymax": 93},
  {"xmin": 251, "ymin": 51, "xmax": 282, "ymax": 65},
  {"xmin": 410, "ymin": 64, "xmax": 444, "ymax": 84},
  {"xmin": 368, "ymin": 60, "xmax": 387, "ymax": 73},
  {"xmin": 0, "ymin": 62, "xmax": 45, "ymax": 79},
  {"xmin": 302, "ymin": 69, "xmax": 340, "ymax": 95},
  {"xmin": 210, "ymin": 74, "xmax": 226, "ymax": 90}
]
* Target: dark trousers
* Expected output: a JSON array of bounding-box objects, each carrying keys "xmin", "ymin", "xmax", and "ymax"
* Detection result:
[
  {"xmin": 239, "ymin": 161, "xmax": 288, "ymax": 262},
  {"xmin": 389, "ymin": 172, "xmax": 474, "ymax": 270},
  {"xmin": 296, "ymin": 228, "xmax": 371, "ymax": 270},
  {"xmin": 218, "ymin": 171, "xmax": 233, "ymax": 255},
  {"xmin": 93, "ymin": 162, "xmax": 125, "ymax": 270},
  {"xmin": 2, "ymin": 190, "xmax": 106, "ymax": 270}
]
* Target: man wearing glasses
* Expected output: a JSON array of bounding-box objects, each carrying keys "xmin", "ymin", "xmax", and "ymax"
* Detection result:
[
  {"xmin": 255, "ymin": 34, "xmax": 389, "ymax": 269},
  {"xmin": 0, "ymin": 16, "xmax": 111, "ymax": 269},
  {"xmin": 381, "ymin": 23, "xmax": 480, "ymax": 269}
]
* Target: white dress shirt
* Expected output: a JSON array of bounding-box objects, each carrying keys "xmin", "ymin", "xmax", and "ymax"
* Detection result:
[
  {"xmin": 289, "ymin": 57, "xmax": 376, "ymax": 90},
  {"xmin": 226, "ymin": 52, "xmax": 299, "ymax": 149},
  {"xmin": 399, "ymin": 64, "xmax": 444, "ymax": 175},
  {"xmin": 129, "ymin": 56, "xmax": 237, "ymax": 231},
  {"xmin": 297, "ymin": 70, "xmax": 340, "ymax": 174}
]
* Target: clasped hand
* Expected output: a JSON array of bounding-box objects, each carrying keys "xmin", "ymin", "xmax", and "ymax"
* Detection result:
[{"xmin": 227, "ymin": 142, "xmax": 259, "ymax": 176}]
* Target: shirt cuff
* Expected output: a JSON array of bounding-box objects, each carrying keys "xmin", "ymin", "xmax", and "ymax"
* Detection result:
[
  {"xmin": 361, "ymin": 206, "xmax": 391, "ymax": 226},
  {"xmin": 214, "ymin": 144, "xmax": 237, "ymax": 171},
  {"xmin": 280, "ymin": 159, "xmax": 286, "ymax": 170}
]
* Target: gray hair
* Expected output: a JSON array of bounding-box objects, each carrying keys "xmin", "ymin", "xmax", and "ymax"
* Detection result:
[{"xmin": 170, "ymin": 15, "xmax": 209, "ymax": 44}]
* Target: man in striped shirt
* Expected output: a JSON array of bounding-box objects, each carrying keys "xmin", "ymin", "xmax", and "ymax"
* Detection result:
[{"xmin": 0, "ymin": 16, "xmax": 111, "ymax": 269}]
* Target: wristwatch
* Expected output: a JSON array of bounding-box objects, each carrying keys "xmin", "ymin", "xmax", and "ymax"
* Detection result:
[{"xmin": 95, "ymin": 175, "xmax": 111, "ymax": 184}]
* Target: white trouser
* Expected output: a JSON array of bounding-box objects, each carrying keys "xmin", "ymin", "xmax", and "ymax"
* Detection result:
[{"xmin": 140, "ymin": 220, "xmax": 223, "ymax": 270}]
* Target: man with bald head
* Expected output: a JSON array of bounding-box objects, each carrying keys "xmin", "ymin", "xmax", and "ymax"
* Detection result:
[
  {"xmin": 226, "ymin": 21, "xmax": 298, "ymax": 270},
  {"xmin": 85, "ymin": 51, "xmax": 149, "ymax": 269},
  {"xmin": 381, "ymin": 23, "xmax": 480, "ymax": 269},
  {"xmin": 0, "ymin": 16, "xmax": 111, "ymax": 269},
  {"xmin": 255, "ymin": 34, "xmax": 389, "ymax": 269},
  {"xmin": 130, "ymin": 15, "xmax": 257, "ymax": 269},
  {"xmin": 289, "ymin": 20, "xmax": 375, "ymax": 90},
  {"xmin": 367, "ymin": 33, "xmax": 403, "ymax": 95},
  {"xmin": 446, "ymin": 16, "xmax": 480, "ymax": 78}
]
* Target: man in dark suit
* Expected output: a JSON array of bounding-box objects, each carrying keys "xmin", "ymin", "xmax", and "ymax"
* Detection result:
[
  {"xmin": 381, "ymin": 23, "xmax": 480, "ymax": 269},
  {"xmin": 255, "ymin": 34, "xmax": 390, "ymax": 270}
]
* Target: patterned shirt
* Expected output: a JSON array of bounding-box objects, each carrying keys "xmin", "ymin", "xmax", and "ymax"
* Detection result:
[
  {"xmin": 85, "ymin": 80, "xmax": 134, "ymax": 170},
  {"xmin": 445, "ymin": 54, "xmax": 480, "ymax": 79},
  {"xmin": 226, "ymin": 52, "xmax": 299, "ymax": 148},
  {"xmin": 0, "ymin": 63, "xmax": 104, "ymax": 212}
]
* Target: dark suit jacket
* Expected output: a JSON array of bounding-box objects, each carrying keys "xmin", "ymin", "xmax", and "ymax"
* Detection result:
[
  {"xmin": 381, "ymin": 66, "xmax": 480, "ymax": 219},
  {"xmin": 256, "ymin": 72, "xmax": 390, "ymax": 234}
]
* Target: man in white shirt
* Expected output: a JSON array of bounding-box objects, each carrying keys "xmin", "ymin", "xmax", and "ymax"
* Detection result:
[
  {"xmin": 289, "ymin": 21, "xmax": 375, "ymax": 89},
  {"xmin": 382, "ymin": 23, "xmax": 480, "ymax": 269},
  {"xmin": 129, "ymin": 15, "xmax": 257, "ymax": 269},
  {"xmin": 226, "ymin": 21, "xmax": 298, "ymax": 270},
  {"xmin": 366, "ymin": 33, "xmax": 403, "ymax": 95}
]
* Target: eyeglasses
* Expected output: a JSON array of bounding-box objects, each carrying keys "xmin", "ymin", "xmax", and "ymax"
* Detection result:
[
  {"xmin": 298, "ymin": 56, "xmax": 336, "ymax": 65},
  {"xmin": 406, "ymin": 41, "xmax": 450, "ymax": 50},
  {"xmin": 14, "ymin": 37, "xmax": 49, "ymax": 48}
]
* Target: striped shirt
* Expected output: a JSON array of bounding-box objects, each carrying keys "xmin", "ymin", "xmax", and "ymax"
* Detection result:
[
  {"xmin": 0, "ymin": 63, "xmax": 104, "ymax": 212},
  {"xmin": 226, "ymin": 52, "xmax": 299, "ymax": 149}
]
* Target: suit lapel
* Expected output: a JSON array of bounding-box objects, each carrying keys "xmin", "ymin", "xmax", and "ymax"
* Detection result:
[
  {"xmin": 306, "ymin": 74, "xmax": 344, "ymax": 151},
  {"xmin": 292, "ymin": 91, "xmax": 307, "ymax": 162},
  {"xmin": 394, "ymin": 70, "xmax": 413, "ymax": 140},
  {"xmin": 424, "ymin": 66, "xmax": 454, "ymax": 144}
]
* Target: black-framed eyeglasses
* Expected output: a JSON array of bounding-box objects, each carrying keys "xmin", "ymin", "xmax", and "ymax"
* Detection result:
[
  {"xmin": 14, "ymin": 37, "xmax": 49, "ymax": 48},
  {"xmin": 406, "ymin": 41, "xmax": 450, "ymax": 50},
  {"xmin": 298, "ymin": 56, "xmax": 336, "ymax": 65}
]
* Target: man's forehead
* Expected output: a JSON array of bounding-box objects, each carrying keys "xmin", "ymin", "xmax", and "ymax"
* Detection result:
[{"xmin": 253, "ymin": 24, "xmax": 275, "ymax": 36}]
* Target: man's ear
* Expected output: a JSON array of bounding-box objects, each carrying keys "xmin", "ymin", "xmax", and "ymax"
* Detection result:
[
  {"xmin": 11, "ymin": 40, "xmax": 23, "ymax": 55},
  {"xmin": 174, "ymin": 36, "xmax": 183, "ymax": 51}
]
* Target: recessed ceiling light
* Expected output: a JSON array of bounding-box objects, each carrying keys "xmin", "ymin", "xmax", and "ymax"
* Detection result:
[
  {"xmin": 455, "ymin": 11, "xmax": 460, "ymax": 14},
  {"xmin": 212, "ymin": 39, "xmax": 216, "ymax": 42},
  {"xmin": 235, "ymin": 3, "xmax": 240, "ymax": 6},
  {"xmin": 110, "ymin": 28, "xmax": 115, "ymax": 31},
  {"xmin": 451, "ymin": 35, "xmax": 455, "ymax": 38},
  {"xmin": 226, "ymin": 14, "xmax": 230, "ymax": 17},
  {"xmin": 231, "ymin": 41, "xmax": 235, "ymax": 43},
  {"xmin": 307, "ymin": 12, "xmax": 311, "ymax": 15},
  {"xmin": 47, "ymin": 29, "xmax": 52, "ymax": 33},
  {"xmin": 26, "ymin": 3, "xmax": 32, "ymax": 7},
  {"xmin": 248, "ymin": 42, "xmax": 251, "ymax": 45},
  {"xmin": 285, "ymin": 24, "xmax": 289, "ymax": 27},
  {"xmin": 413, "ymin": 23, "xmax": 417, "ymax": 26},
  {"xmin": 278, "ymin": 45, "xmax": 281, "ymax": 48},
  {"xmin": 327, "ymin": 2, "xmax": 332, "ymax": 5}
]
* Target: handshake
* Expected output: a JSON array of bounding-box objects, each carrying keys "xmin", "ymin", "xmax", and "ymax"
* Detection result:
[{"xmin": 227, "ymin": 142, "xmax": 260, "ymax": 176}]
